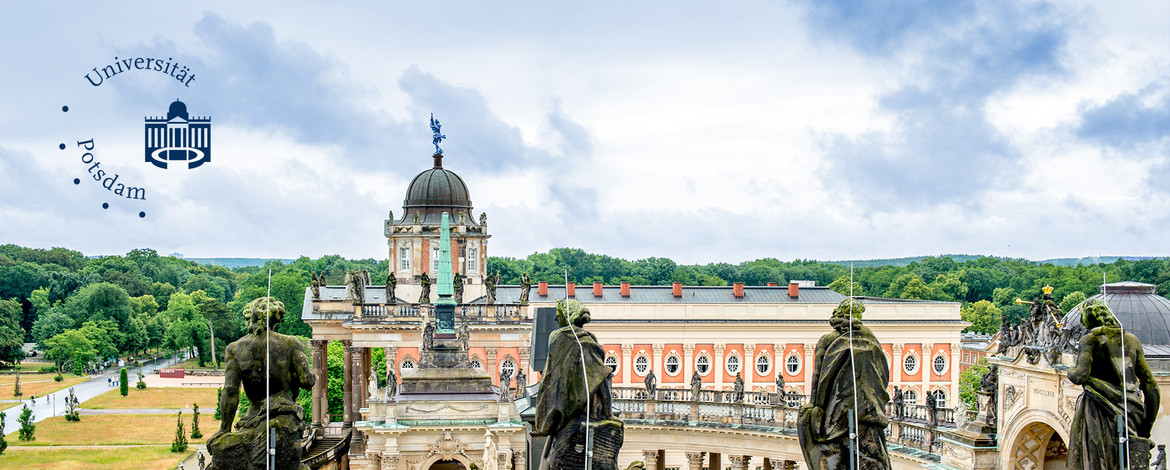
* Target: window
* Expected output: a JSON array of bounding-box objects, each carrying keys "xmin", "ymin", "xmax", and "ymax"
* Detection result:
[
  {"xmin": 726, "ymin": 354, "xmax": 741, "ymax": 375},
  {"xmin": 933, "ymin": 355, "xmax": 948, "ymax": 375},
  {"xmin": 500, "ymin": 358, "xmax": 516, "ymax": 378},
  {"xmin": 604, "ymin": 355, "xmax": 619, "ymax": 373},
  {"xmin": 471, "ymin": 357, "xmax": 483, "ymax": 369},
  {"xmin": 401, "ymin": 358, "xmax": 416, "ymax": 370},
  {"xmin": 398, "ymin": 246, "xmax": 411, "ymax": 272},
  {"xmin": 904, "ymin": 354, "xmax": 918, "ymax": 375},
  {"xmin": 904, "ymin": 390, "xmax": 918, "ymax": 405},
  {"xmin": 634, "ymin": 355, "xmax": 650, "ymax": 376},
  {"xmin": 468, "ymin": 246, "xmax": 478, "ymax": 274},
  {"xmin": 432, "ymin": 247, "xmax": 441, "ymax": 274},
  {"xmin": 786, "ymin": 354, "xmax": 801, "ymax": 375},
  {"xmin": 665, "ymin": 354, "xmax": 681, "ymax": 376},
  {"xmin": 695, "ymin": 355, "xmax": 711, "ymax": 375},
  {"xmin": 932, "ymin": 390, "xmax": 947, "ymax": 408},
  {"xmin": 755, "ymin": 354, "xmax": 771, "ymax": 375}
]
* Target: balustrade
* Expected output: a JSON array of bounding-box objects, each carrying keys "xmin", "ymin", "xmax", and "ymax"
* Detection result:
[{"xmin": 346, "ymin": 303, "xmax": 527, "ymax": 322}]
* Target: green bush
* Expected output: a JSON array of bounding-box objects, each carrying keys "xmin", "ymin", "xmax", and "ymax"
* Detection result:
[
  {"xmin": 38, "ymin": 366, "xmax": 57, "ymax": 373},
  {"xmin": 190, "ymin": 403, "xmax": 202, "ymax": 439},
  {"xmin": 170, "ymin": 411, "xmax": 188, "ymax": 452},
  {"xmin": 213, "ymin": 387, "xmax": 222, "ymax": 420},
  {"xmin": 119, "ymin": 368, "xmax": 129, "ymax": 396},
  {"xmin": 0, "ymin": 411, "xmax": 7, "ymax": 454},
  {"xmin": 18, "ymin": 405, "xmax": 35, "ymax": 441},
  {"xmin": 54, "ymin": 374, "xmax": 63, "ymax": 382}
]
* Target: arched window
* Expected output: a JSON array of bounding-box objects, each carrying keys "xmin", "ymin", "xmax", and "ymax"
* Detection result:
[
  {"xmin": 904, "ymin": 389, "xmax": 918, "ymax": 405},
  {"xmin": 634, "ymin": 355, "xmax": 650, "ymax": 376},
  {"xmin": 604, "ymin": 355, "xmax": 619, "ymax": 373},
  {"xmin": 665, "ymin": 354, "xmax": 681, "ymax": 376},
  {"xmin": 904, "ymin": 354, "xmax": 918, "ymax": 375},
  {"xmin": 726, "ymin": 354, "xmax": 741, "ymax": 375},
  {"xmin": 932, "ymin": 389, "xmax": 947, "ymax": 408},
  {"xmin": 500, "ymin": 358, "xmax": 516, "ymax": 378},
  {"xmin": 695, "ymin": 355, "xmax": 711, "ymax": 375},
  {"xmin": 470, "ymin": 356, "xmax": 483, "ymax": 369},
  {"xmin": 755, "ymin": 353, "xmax": 771, "ymax": 375},
  {"xmin": 401, "ymin": 357, "xmax": 416, "ymax": 370},
  {"xmin": 786, "ymin": 354, "xmax": 801, "ymax": 375},
  {"xmin": 933, "ymin": 355, "xmax": 948, "ymax": 375}
]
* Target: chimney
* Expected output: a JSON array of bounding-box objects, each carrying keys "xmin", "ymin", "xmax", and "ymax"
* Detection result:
[
  {"xmin": 733, "ymin": 282, "xmax": 744, "ymax": 298},
  {"xmin": 538, "ymin": 281, "xmax": 548, "ymax": 297},
  {"xmin": 788, "ymin": 282, "xmax": 799, "ymax": 298},
  {"xmin": 567, "ymin": 282, "xmax": 576, "ymax": 297},
  {"xmin": 620, "ymin": 282, "xmax": 631, "ymax": 297},
  {"xmin": 593, "ymin": 282, "xmax": 603, "ymax": 297},
  {"xmin": 767, "ymin": 282, "xmax": 777, "ymax": 287},
  {"xmin": 672, "ymin": 282, "xmax": 682, "ymax": 298}
]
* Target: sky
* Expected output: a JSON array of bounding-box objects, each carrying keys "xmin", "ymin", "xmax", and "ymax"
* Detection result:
[{"xmin": 0, "ymin": 1, "xmax": 1167, "ymax": 264}]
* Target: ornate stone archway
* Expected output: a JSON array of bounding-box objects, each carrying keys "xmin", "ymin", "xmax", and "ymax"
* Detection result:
[
  {"xmin": 1000, "ymin": 409, "xmax": 1070, "ymax": 470},
  {"xmin": 423, "ymin": 457, "xmax": 471, "ymax": 470}
]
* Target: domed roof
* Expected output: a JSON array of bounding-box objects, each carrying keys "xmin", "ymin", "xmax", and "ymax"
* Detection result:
[
  {"xmin": 167, "ymin": 100, "xmax": 188, "ymax": 120},
  {"xmin": 402, "ymin": 154, "xmax": 472, "ymax": 214},
  {"xmin": 1061, "ymin": 282, "xmax": 1170, "ymax": 345}
]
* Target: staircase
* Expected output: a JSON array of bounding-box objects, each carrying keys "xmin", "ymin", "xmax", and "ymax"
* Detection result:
[{"xmin": 302, "ymin": 427, "xmax": 351, "ymax": 468}]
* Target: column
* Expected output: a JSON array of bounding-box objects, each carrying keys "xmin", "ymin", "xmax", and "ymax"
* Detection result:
[
  {"xmin": 892, "ymin": 344, "xmax": 904, "ymax": 389},
  {"xmin": 950, "ymin": 342, "xmax": 961, "ymax": 406},
  {"xmin": 381, "ymin": 454, "xmax": 399, "ymax": 470},
  {"xmin": 514, "ymin": 449, "xmax": 527, "ymax": 470},
  {"xmin": 762, "ymin": 457, "xmax": 773, "ymax": 470},
  {"xmin": 519, "ymin": 347, "xmax": 531, "ymax": 379},
  {"xmin": 728, "ymin": 455, "xmax": 751, "ymax": 470},
  {"xmin": 714, "ymin": 344, "xmax": 726, "ymax": 390},
  {"xmin": 342, "ymin": 340, "xmax": 353, "ymax": 424},
  {"xmin": 922, "ymin": 343, "xmax": 933, "ymax": 404},
  {"xmin": 486, "ymin": 348, "xmax": 498, "ymax": 384},
  {"xmin": 642, "ymin": 450, "xmax": 659, "ymax": 470},
  {"xmin": 350, "ymin": 345, "xmax": 364, "ymax": 420},
  {"xmin": 744, "ymin": 344, "xmax": 756, "ymax": 391},
  {"xmin": 682, "ymin": 345, "xmax": 695, "ymax": 386},
  {"xmin": 651, "ymin": 344, "xmax": 663, "ymax": 390},
  {"xmin": 361, "ymin": 347, "xmax": 372, "ymax": 409},
  {"xmin": 310, "ymin": 339, "xmax": 327, "ymax": 429},
  {"xmin": 621, "ymin": 345, "xmax": 634, "ymax": 387},
  {"xmin": 708, "ymin": 452, "xmax": 721, "ymax": 470},
  {"xmin": 685, "ymin": 452, "xmax": 706, "ymax": 470},
  {"xmin": 803, "ymin": 345, "xmax": 816, "ymax": 393}
]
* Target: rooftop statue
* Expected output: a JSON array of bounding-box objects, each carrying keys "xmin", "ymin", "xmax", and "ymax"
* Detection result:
[
  {"xmin": 386, "ymin": 274, "xmax": 397, "ymax": 305},
  {"xmin": 514, "ymin": 369, "xmax": 527, "ymax": 399},
  {"xmin": 1068, "ymin": 299, "xmax": 1160, "ymax": 470},
  {"xmin": 690, "ymin": 371, "xmax": 702, "ymax": 401},
  {"xmin": 207, "ymin": 297, "xmax": 314, "ymax": 470},
  {"xmin": 430, "ymin": 113, "xmax": 446, "ymax": 155},
  {"xmin": 535, "ymin": 299, "xmax": 623, "ymax": 470},
  {"xmin": 485, "ymin": 272, "xmax": 497, "ymax": 305},
  {"xmin": 454, "ymin": 273, "xmax": 464, "ymax": 304},
  {"xmin": 733, "ymin": 372, "xmax": 745, "ymax": 402},
  {"xmin": 798, "ymin": 298, "xmax": 891, "ymax": 470},
  {"xmin": 774, "ymin": 373, "xmax": 786, "ymax": 405},
  {"xmin": 519, "ymin": 272, "xmax": 531, "ymax": 305},
  {"xmin": 643, "ymin": 369, "xmax": 657, "ymax": 398},
  {"xmin": 419, "ymin": 272, "xmax": 431, "ymax": 304}
]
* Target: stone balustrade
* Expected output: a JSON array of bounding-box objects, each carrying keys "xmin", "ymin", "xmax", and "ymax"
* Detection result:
[{"xmin": 346, "ymin": 302, "xmax": 528, "ymax": 322}]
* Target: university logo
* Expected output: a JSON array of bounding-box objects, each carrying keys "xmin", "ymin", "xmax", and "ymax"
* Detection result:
[{"xmin": 144, "ymin": 99, "xmax": 211, "ymax": 169}]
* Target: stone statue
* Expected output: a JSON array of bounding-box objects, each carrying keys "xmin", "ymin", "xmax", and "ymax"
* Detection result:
[
  {"xmin": 1068, "ymin": 299, "xmax": 1160, "ymax": 470},
  {"xmin": 454, "ymin": 273, "xmax": 464, "ymax": 304},
  {"xmin": 996, "ymin": 317, "xmax": 1013, "ymax": 355},
  {"xmin": 423, "ymin": 321, "xmax": 435, "ymax": 350},
  {"xmin": 368, "ymin": 368, "xmax": 380, "ymax": 401},
  {"xmin": 733, "ymin": 372, "xmax": 745, "ymax": 403},
  {"xmin": 892, "ymin": 386, "xmax": 904, "ymax": 419},
  {"xmin": 798, "ymin": 299, "xmax": 891, "ymax": 470},
  {"xmin": 207, "ymin": 297, "xmax": 315, "ymax": 470},
  {"xmin": 386, "ymin": 274, "xmax": 397, "ymax": 304},
  {"xmin": 387, "ymin": 367, "xmax": 397, "ymax": 400},
  {"xmin": 519, "ymin": 272, "xmax": 531, "ymax": 305},
  {"xmin": 499, "ymin": 369, "xmax": 513, "ymax": 402},
  {"xmin": 775, "ymin": 373, "xmax": 787, "ymax": 405},
  {"xmin": 430, "ymin": 113, "xmax": 446, "ymax": 155},
  {"xmin": 690, "ymin": 371, "xmax": 703, "ymax": 401},
  {"xmin": 514, "ymin": 369, "xmax": 527, "ymax": 399},
  {"xmin": 458, "ymin": 322, "xmax": 470, "ymax": 351},
  {"xmin": 643, "ymin": 369, "xmax": 657, "ymax": 398},
  {"xmin": 483, "ymin": 430, "xmax": 499, "ymax": 470},
  {"xmin": 310, "ymin": 273, "xmax": 320, "ymax": 300},
  {"xmin": 485, "ymin": 272, "xmax": 497, "ymax": 305},
  {"xmin": 1154, "ymin": 445, "xmax": 1167, "ymax": 470},
  {"xmin": 534, "ymin": 299, "xmax": 623, "ymax": 470},
  {"xmin": 480, "ymin": 212, "xmax": 487, "ymax": 227},
  {"xmin": 413, "ymin": 210, "xmax": 421, "ymax": 225},
  {"xmin": 344, "ymin": 271, "xmax": 356, "ymax": 302},
  {"xmin": 978, "ymin": 365, "xmax": 998, "ymax": 424},
  {"xmin": 419, "ymin": 272, "xmax": 431, "ymax": 304},
  {"xmin": 925, "ymin": 391, "xmax": 938, "ymax": 428}
]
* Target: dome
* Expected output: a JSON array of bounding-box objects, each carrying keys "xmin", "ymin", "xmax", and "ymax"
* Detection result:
[
  {"xmin": 167, "ymin": 100, "xmax": 188, "ymax": 120},
  {"xmin": 402, "ymin": 154, "xmax": 472, "ymax": 215},
  {"xmin": 1060, "ymin": 282, "xmax": 1170, "ymax": 345}
]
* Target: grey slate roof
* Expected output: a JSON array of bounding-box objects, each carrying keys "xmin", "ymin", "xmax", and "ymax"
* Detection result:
[
  {"xmin": 483, "ymin": 285, "xmax": 948, "ymax": 305},
  {"xmin": 1061, "ymin": 284, "xmax": 1170, "ymax": 345}
]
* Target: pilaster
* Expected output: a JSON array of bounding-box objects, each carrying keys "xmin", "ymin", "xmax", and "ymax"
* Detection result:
[
  {"xmin": 682, "ymin": 345, "xmax": 695, "ymax": 386},
  {"xmin": 728, "ymin": 455, "xmax": 751, "ymax": 470},
  {"xmin": 651, "ymin": 344, "xmax": 664, "ymax": 381},
  {"xmin": 892, "ymin": 343, "xmax": 904, "ymax": 387},
  {"xmin": 642, "ymin": 450, "xmax": 659, "ymax": 470},
  {"xmin": 342, "ymin": 339, "xmax": 353, "ymax": 424},
  {"xmin": 621, "ymin": 345, "xmax": 634, "ymax": 386},
  {"xmin": 744, "ymin": 344, "xmax": 756, "ymax": 390},
  {"xmin": 714, "ymin": 344, "xmax": 726, "ymax": 389},
  {"xmin": 685, "ymin": 452, "xmax": 706, "ymax": 470},
  {"xmin": 803, "ymin": 344, "xmax": 816, "ymax": 391},
  {"xmin": 310, "ymin": 339, "xmax": 327, "ymax": 428}
]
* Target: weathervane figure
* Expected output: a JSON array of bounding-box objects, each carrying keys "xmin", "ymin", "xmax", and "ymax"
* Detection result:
[{"xmin": 430, "ymin": 113, "xmax": 446, "ymax": 155}]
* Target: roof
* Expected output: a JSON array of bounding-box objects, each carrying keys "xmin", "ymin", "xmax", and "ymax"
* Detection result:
[
  {"xmin": 401, "ymin": 155, "xmax": 472, "ymax": 218},
  {"xmin": 1060, "ymin": 281, "xmax": 1170, "ymax": 345},
  {"xmin": 485, "ymin": 285, "xmax": 953, "ymax": 305}
]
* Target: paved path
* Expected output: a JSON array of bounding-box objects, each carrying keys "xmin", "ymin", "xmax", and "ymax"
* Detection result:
[
  {"xmin": 1, "ymin": 355, "xmax": 182, "ymax": 435},
  {"xmin": 79, "ymin": 407, "xmax": 196, "ymax": 415}
]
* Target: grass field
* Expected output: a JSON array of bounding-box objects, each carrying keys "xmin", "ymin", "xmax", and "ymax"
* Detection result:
[
  {"xmin": 86, "ymin": 387, "xmax": 221, "ymax": 410},
  {"xmin": 171, "ymin": 357, "xmax": 222, "ymax": 371},
  {"xmin": 0, "ymin": 445, "xmax": 193, "ymax": 469},
  {"xmin": 7, "ymin": 414, "xmax": 221, "ymax": 446},
  {"xmin": 0, "ymin": 374, "xmax": 89, "ymax": 398}
]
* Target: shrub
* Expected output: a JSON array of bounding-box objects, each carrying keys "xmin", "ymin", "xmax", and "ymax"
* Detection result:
[
  {"xmin": 64, "ymin": 387, "xmax": 81, "ymax": 422},
  {"xmin": 136, "ymin": 370, "xmax": 146, "ymax": 389},
  {"xmin": 38, "ymin": 365, "xmax": 57, "ymax": 373},
  {"xmin": 17, "ymin": 405, "xmax": 35, "ymax": 441},
  {"xmin": 213, "ymin": 387, "xmax": 222, "ymax": 420},
  {"xmin": 119, "ymin": 368, "xmax": 129, "ymax": 396},
  {"xmin": 170, "ymin": 411, "xmax": 188, "ymax": 452},
  {"xmin": 54, "ymin": 374, "xmax": 63, "ymax": 382},
  {"xmin": 0, "ymin": 411, "xmax": 7, "ymax": 454}
]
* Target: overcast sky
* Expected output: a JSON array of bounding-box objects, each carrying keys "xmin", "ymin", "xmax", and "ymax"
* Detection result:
[{"xmin": 0, "ymin": 2, "xmax": 1167, "ymax": 264}]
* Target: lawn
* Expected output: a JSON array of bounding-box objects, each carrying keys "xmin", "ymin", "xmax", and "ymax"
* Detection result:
[
  {"xmin": 0, "ymin": 374, "xmax": 89, "ymax": 398},
  {"xmin": 86, "ymin": 387, "xmax": 221, "ymax": 410},
  {"xmin": 0, "ymin": 445, "xmax": 193, "ymax": 470},
  {"xmin": 171, "ymin": 357, "xmax": 222, "ymax": 371},
  {"xmin": 6, "ymin": 414, "xmax": 221, "ymax": 446}
]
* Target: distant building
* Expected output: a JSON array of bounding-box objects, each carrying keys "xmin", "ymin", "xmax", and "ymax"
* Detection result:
[{"xmin": 960, "ymin": 332, "xmax": 995, "ymax": 372}]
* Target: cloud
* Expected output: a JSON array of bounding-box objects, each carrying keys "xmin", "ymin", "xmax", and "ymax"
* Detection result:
[
  {"xmin": 801, "ymin": 0, "xmax": 1073, "ymax": 210},
  {"xmin": 1076, "ymin": 80, "xmax": 1170, "ymax": 147}
]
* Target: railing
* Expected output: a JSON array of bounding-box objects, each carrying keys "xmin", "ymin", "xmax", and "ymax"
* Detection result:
[
  {"xmin": 885, "ymin": 403, "xmax": 957, "ymax": 428},
  {"xmin": 351, "ymin": 303, "xmax": 528, "ymax": 322}
]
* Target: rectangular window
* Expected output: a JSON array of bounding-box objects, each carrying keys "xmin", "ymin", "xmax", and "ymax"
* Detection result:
[
  {"xmin": 432, "ymin": 247, "xmax": 440, "ymax": 274},
  {"xmin": 399, "ymin": 247, "xmax": 410, "ymax": 272},
  {"xmin": 468, "ymin": 247, "xmax": 478, "ymax": 274}
]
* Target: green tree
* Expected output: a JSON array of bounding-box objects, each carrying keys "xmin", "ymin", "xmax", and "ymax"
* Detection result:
[
  {"xmin": 0, "ymin": 410, "xmax": 7, "ymax": 454},
  {"xmin": 960, "ymin": 301, "xmax": 1002, "ymax": 334},
  {"xmin": 992, "ymin": 287, "xmax": 1018, "ymax": 307},
  {"xmin": 31, "ymin": 307, "xmax": 73, "ymax": 350},
  {"xmin": 214, "ymin": 387, "xmax": 222, "ymax": 420},
  {"xmin": 170, "ymin": 411, "xmax": 188, "ymax": 452},
  {"xmin": 44, "ymin": 329, "xmax": 97, "ymax": 374},
  {"xmin": 152, "ymin": 282, "xmax": 177, "ymax": 311},
  {"xmin": 17, "ymin": 404, "xmax": 34, "ymax": 441},
  {"xmin": 929, "ymin": 273, "xmax": 969, "ymax": 302},
  {"xmin": 0, "ymin": 298, "xmax": 27, "ymax": 365},
  {"xmin": 827, "ymin": 275, "xmax": 864, "ymax": 297},
  {"xmin": 190, "ymin": 403, "xmax": 202, "ymax": 439},
  {"xmin": 120, "ymin": 367, "xmax": 129, "ymax": 396},
  {"xmin": 63, "ymin": 282, "xmax": 133, "ymax": 336},
  {"xmin": 1059, "ymin": 291, "xmax": 1087, "ymax": 314},
  {"xmin": 958, "ymin": 359, "xmax": 990, "ymax": 412}
]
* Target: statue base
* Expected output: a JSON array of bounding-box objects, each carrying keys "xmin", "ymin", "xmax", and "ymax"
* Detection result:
[
  {"xmin": 542, "ymin": 418, "xmax": 624, "ymax": 470},
  {"xmin": 938, "ymin": 419, "xmax": 998, "ymax": 470},
  {"xmin": 401, "ymin": 339, "xmax": 493, "ymax": 394}
]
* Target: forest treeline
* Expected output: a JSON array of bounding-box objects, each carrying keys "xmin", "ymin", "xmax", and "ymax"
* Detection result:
[{"xmin": 1, "ymin": 243, "xmax": 1168, "ymax": 374}]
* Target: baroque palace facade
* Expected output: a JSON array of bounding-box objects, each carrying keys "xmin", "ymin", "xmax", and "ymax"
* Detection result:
[{"xmin": 301, "ymin": 151, "xmax": 969, "ymax": 470}]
